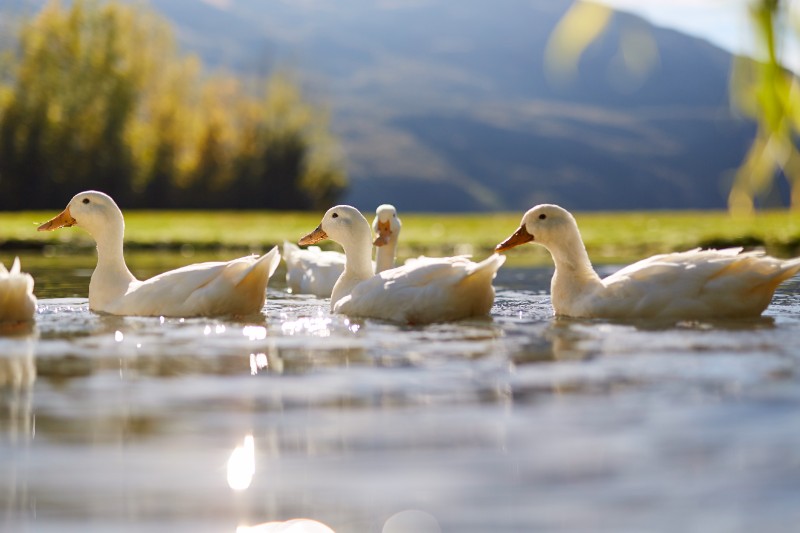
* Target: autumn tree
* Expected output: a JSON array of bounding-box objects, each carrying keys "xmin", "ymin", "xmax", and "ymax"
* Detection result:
[{"xmin": 0, "ymin": 0, "xmax": 346, "ymax": 210}]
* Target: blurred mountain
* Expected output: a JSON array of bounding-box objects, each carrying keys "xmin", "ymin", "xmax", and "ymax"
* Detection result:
[{"xmin": 1, "ymin": 0, "xmax": 764, "ymax": 211}]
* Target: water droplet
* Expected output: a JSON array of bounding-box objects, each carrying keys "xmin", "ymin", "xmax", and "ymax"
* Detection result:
[
  {"xmin": 114, "ymin": 330, "xmax": 123, "ymax": 342},
  {"xmin": 250, "ymin": 353, "xmax": 269, "ymax": 375},
  {"xmin": 243, "ymin": 326, "xmax": 267, "ymax": 341}
]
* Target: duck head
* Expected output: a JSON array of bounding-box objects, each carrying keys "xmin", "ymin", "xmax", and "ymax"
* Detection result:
[
  {"xmin": 372, "ymin": 204, "xmax": 401, "ymax": 247},
  {"xmin": 38, "ymin": 190, "xmax": 125, "ymax": 240},
  {"xmin": 299, "ymin": 205, "xmax": 371, "ymax": 249},
  {"xmin": 495, "ymin": 204, "xmax": 577, "ymax": 252}
]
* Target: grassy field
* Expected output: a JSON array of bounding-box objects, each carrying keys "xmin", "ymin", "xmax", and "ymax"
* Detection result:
[{"xmin": 1, "ymin": 208, "xmax": 799, "ymax": 265}]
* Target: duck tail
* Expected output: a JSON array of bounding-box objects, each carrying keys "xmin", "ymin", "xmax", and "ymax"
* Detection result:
[
  {"xmin": 0, "ymin": 257, "xmax": 34, "ymax": 294},
  {"xmin": 777, "ymin": 256, "xmax": 800, "ymax": 283},
  {"xmin": 0, "ymin": 257, "xmax": 36, "ymax": 322},
  {"xmin": 465, "ymin": 253, "xmax": 506, "ymax": 281},
  {"xmin": 234, "ymin": 246, "xmax": 281, "ymax": 289},
  {"xmin": 748, "ymin": 255, "xmax": 800, "ymax": 298}
]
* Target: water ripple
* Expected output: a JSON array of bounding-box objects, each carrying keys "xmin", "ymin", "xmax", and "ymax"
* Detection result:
[{"xmin": 3, "ymin": 263, "xmax": 800, "ymax": 533}]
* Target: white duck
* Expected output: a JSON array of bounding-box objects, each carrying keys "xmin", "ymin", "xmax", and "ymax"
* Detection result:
[
  {"xmin": 284, "ymin": 204, "xmax": 402, "ymax": 296},
  {"xmin": 38, "ymin": 191, "xmax": 280, "ymax": 317},
  {"xmin": 299, "ymin": 205, "xmax": 505, "ymax": 324},
  {"xmin": 282, "ymin": 241, "xmax": 346, "ymax": 297},
  {"xmin": 495, "ymin": 204, "xmax": 800, "ymax": 320},
  {"xmin": 0, "ymin": 257, "xmax": 37, "ymax": 324},
  {"xmin": 372, "ymin": 203, "xmax": 401, "ymax": 273}
]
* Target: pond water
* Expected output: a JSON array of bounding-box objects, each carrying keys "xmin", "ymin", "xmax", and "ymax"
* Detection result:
[{"xmin": 2, "ymin": 251, "xmax": 800, "ymax": 533}]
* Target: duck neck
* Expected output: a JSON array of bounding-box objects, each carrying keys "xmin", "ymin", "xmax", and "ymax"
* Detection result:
[
  {"xmin": 330, "ymin": 231, "xmax": 375, "ymax": 308},
  {"xmin": 342, "ymin": 234, "xmax": 375, "ymax": 281},
  {"xmin": 547, "ymin": 232, "xmax": 602, "ymax": 298},
  {"xmin": 88, "ymin": 222, "xmax": 137, "ymax": 297},
  {"xmin": 374, "ymin": 240, "xmax": 396, "ymax": 273}
]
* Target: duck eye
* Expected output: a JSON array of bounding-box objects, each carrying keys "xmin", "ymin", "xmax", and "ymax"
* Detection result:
[
  {"xmin": 332, "ymin": 213, "xmax": 339, "ymax": 219},
  {"xmin": 82, "ymin": 198, "xmax": 90, "ymax": 204},
  {"xmin": 538, "ymin": 213, "xmax": 546, "ymax": 220}
]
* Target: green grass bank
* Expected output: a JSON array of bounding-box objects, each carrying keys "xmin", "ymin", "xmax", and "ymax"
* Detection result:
[{"xmin": 1, "ymin": 209, "xmax": 799, "ymax": 266}]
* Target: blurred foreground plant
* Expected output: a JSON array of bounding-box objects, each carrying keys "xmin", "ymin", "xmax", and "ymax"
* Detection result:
[{"xmin": 729, "ymin": 0, "xmax": 800, "ymax": 214}]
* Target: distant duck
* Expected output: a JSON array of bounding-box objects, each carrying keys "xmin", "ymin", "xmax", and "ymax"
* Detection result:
[
  {"xmin": 495, "ymin": 204, "xmax": 800, "ymax": 320},
  {"xmin": 38, "ymin": 191, "xmax": 280, "ymax": 317},
  {"xmin": 0, "ymin": 257, "xmax": 37, "ymax": 325},
  {"xmin": 282, "ymin": 242, "xmax": 346, "ymax": 297},
  {"xmin": 299, "ymin": 205, "xmax": 504, "ymax": 324},
  {"xmin": 285, "ymin": 204, "xmax": 402, "ymax": 296},
  {"xmin": 372, "ymin": 203, "xmax": 401, "ymax": 273}
]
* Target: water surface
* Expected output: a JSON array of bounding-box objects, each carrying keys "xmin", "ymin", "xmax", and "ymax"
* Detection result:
[{"xmin": 2, "ymin": 252, "xmax": 800, "ymax": 532}]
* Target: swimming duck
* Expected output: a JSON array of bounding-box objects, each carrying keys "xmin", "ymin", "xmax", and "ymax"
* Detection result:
[
  {"xmin": 299, "ymin": 205, "xmax": 504, "ymax": 324},
  {"xmin": 495, "ymin": 204, "xmax": 800, "ymax": 320},
  {"xmin": 282, "ymin": 242, "xmax": 346, "ymax": 297},
  {"xmin": 0, "ymin": 257, "xmax": 36, "ymax": 325},
  {"xmin": 38, "ymin": 191, "xmax": 280, "ymax": 317},
  {"xmin": 285, "ymin": 204, "xmax": 402, "ymax": 296},
  {"xmin": 372, "ymin": 204, "xmax": 401, "ymax": 273}
]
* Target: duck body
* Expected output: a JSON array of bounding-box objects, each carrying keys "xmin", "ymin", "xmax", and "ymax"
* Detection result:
[
  {"xmin": 282, "ymin": 242, "xmax": 345, "ymax": 297},
  {"xmin": 94, "ymin": 252, "xmax": 280, "ymax": 317},
  {"xmin": 558, "ymin": 247, "xmax": 800, "ymax": 320},
  {"xmin": 335, "ymin": 254, "xmax": 505, "ymax": 324},
  {"xmin": 497, "ymin": 204, "xmax": 800, "ymax": 320},
  {"xmin": 39, "ymin": 191, "xmax": 280, "ymax": 317},
  {"xmin": 0, "ymin": 257, "xmax": 37, "ymax": 324},
  {"xmin": 300, "ymin": 205, "xmax": 504, "ymax": 324}
]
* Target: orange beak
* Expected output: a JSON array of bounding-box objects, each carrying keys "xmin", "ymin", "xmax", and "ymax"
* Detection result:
[
  {"xmin": 38, "ymin": 206, "xmax": 77, "ymax": 231},
  {"xmin": 373, "ymin": 220, "xmax": 392, "ymax": 247},
  {"xmin": 299, "ymin": 225, "xmax": 328, "ymax": 246},
  {"xmin": 495, "ymin": 225, "xmax": 534, "ymax": 253}
]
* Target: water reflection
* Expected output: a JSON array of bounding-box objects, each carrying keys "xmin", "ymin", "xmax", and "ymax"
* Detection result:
[
  {"xmin": 228, "ymin": 434, "xmax": 255, "ymax": 491},
  {"xmin": 250, "ymin": 349, "xmax": 285, "ymax": 375},
  {"xmin": 0, "ymin": 333, "xmax": 37, "ymax": 445},
  {"xmin": 0, "ymin": 334, "xmax": 36, "ymax": 389},
  {"xmin": 382, "ymin": 510, "xmax": 441, "ymax": 533},
  {"xmin": 237, "ymin": 519, "xmax": 336, "ymax": 532}
]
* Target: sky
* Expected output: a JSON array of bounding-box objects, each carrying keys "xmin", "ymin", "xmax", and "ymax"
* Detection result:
[{"xmin": 596, "ymin": 0, "xmax": 800, "ymax": 70}]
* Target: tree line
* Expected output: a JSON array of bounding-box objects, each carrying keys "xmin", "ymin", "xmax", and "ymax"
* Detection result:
[{"xmin": 0, "ymin": 0, "xmax": 347, "ymax": 210}]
